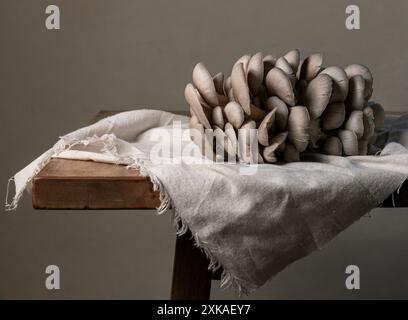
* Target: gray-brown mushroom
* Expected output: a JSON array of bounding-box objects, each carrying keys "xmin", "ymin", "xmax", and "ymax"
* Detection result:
[
  {"xmin": 224, "ymin": 101, "xmax": 244, "ymax": 129},
  {"xmin": 263, "ymin": 54, "xmax": 276, "ymax": 80},
  {"xmin": 275, "ymin": 56, "xmax": 296, "ymax": 86},
  {"xmin": 185, "ymin": 50, "xmax": 382, "ymax": 162},
  {"xmin": 287, "ymin": 106, "xmax": 310, "ymax": 152},
  {"xmin": 303, "ymin": 74, "xmax": 333, "ymax": 120},
  {"xmin": 213, "ymin": 72, "xmax": 225, "ymax": 95},
  {"xmin": 338, "ymin": 129, "xmax": 359, "ymax": 156},
  {"xmin": 258, "ymin": 108, "xmax": 277, "ymax": 146},
  {"xmin": 346, "ymin": 75, "xmax": 366, "ymax": 111},
  {"xmin": 320, "ymin": 66, "xmax": 349, "ymax": 102},
  {"xmin": 265, "ymin": 67, "xmax": 295, "ymax": 106},
  {"xmin": 320, "ymin": 102, "xmax": 346, "ymax": 130},
  {"xmin": 185, "ymin": 83, "xmax": 212, "ymax": 129},
  {"xmin": 263, "ymin": 132, "xmax": 288, "ymax": 163},
  {"xmin": 247, "ymin": 52, "xmax": 264, "ymax": 95},
  {"xmin": 265, "ymin": 96, "xmax": 288, "ymax": 131},
  {"xmin": 344, "ymin": 110, "xmax": 364, "ymax": 139},
  {"xmin": 283, "ymin": 49, "xmax": 300, "ymax": 73},
  {"xmin": 192, "ymin": 62, "xmax": 219, "ymax": 107},
  {"xmin": 233, "ymin": 54, "xmax": 252, "ymax": 72},
  {"xmin": 212, "ymin": 106, "xmax": 225, "ymax": 129},
  {"xmin": 231, "ymin": 63, "xmax": 251, "ymax": 115},
  {"xmin": 321, "ymin": 136, "xmax": 342, "ymax": 156},
  {"xmin": 299, "ymin": 53, "xmax": 323, "ymax": 82},
  {"xmin": 344, "ymin": 64, "xmax": 373, "ymax": 100}
]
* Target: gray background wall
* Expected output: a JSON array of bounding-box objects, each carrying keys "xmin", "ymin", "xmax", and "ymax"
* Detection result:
[{"xmin": 0, "ymin": 0, "xmax": 407, "ymax": 299}]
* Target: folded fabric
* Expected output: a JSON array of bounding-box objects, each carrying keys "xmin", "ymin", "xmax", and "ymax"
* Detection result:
[{"xmin": 6, "ymin": 109, "xmax": 408, "ymax": 294}]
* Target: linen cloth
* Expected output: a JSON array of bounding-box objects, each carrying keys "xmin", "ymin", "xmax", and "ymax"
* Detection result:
[{"xmin": 6, "ymin": 109, "xmax": 408, "ymax": 293}]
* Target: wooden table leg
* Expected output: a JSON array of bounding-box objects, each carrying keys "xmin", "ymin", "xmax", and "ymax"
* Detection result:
[{"xmin": 171, "ymin": 232, "xmax": 212, "ymax": 300}]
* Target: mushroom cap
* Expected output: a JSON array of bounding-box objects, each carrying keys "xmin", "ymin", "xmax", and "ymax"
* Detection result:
[
  {"xmin": 287, "ymin": 106, "xmax": 310, "ymax": 152},
  {"xmin": 275, "ymin": 56, "xmax": 296, "ymax": 86},
  {"xmin": 320, "ymin": 102, "xmax": 346, "ymax": 130},
  {"xmin": 263, "ymin": 54, "xmax": 276, "ymax": 80},
  {"xmin": 258, "ymin": 108, "xmax": 277, "ymax": 146},
  {"xmin": 265, "ymin": 96, "xmax": 289, "ymax": 131},
  {"xmin": 283, "ymin": 49, "xmax": 300, "ymax": 73},
  {"xmin": 212, "ymin": 72, "xmax": 225, "ymax": 95},
  {"xmin": 346, "ymin": 75, "xmax": 366, "ymax": 111},
  {"xmin": 233, "ymin": 54, "xmax": 251, "ymax": 73},
  {"xmin": 263, "ymin": 131, "xmax": 288, "ymax": 162},
  {"xmin": 320, "ymin": 66, "xmax": 349, "ymax": 102},
  {"xmin": 262, "ymin": 148, "xmax": 277, "ymax": 163},
  {"xmin": 212, "ymin": 106, "xmax": 225, "ymax": 129},
  {"xmin": 344, "ymin": 110, "xmax": 364, "ymax": 139},
  {"xmin": 338, "ymin": 129, "xmax": 359, "ymax": 156},
  {"xmin": 321, "ymin": 136, "xmax": 342, "ymax": 156},
  {"xmin": 227, "ymin": 88, "xmax": 235, "ymax": 102},
  {"xmin": 344, "ymin": 64, "xmax": 373, "ymax": 99},
  {"xmin": 247, "ymin": 51, "xmax": 264, "ymax": 95},
  {"xmin": 224, "ymin": 101, "xmax": 244, "ymax": 130},
  {"xmin": 195, "ymin": 88, "xmax": 212, "ymax": 109},
  {"xmin": 299, "ymin": 53, "xmax": 323, "ymax": 82},
  {"xmin": 303, "ymin": 74, "xmax": 333, "ymax": 120},
  {"xmin": 224, "ymin": 122, "xmax": 238, "ymax": 145},
  {"xmin": 265, "ymin": 67, "xmax": 295, "ymax": 106},
  {"xmin": 192, "ymin": 62, "xmax": 219, "ymax": 107},
  {"xmin": 184, "ymin": 83, "xmax": 212, "ymax": 129},
  {"xmin": 309, "ymin": 118, "xmax": 327, "ymax": 149},
  {"xmin": 231, "ymin": 63, "xmax": 251, "ymax": 115},
  {"xmin": 249, "ymin": 104, "xmax": 267, "ymax": 122},
  {"xmin": 224, "ymin": 76, "xmax": 232, "ymax": 94}
]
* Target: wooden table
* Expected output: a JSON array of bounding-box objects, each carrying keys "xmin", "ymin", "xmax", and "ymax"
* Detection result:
[{"xmin": 32, "ymin": 111, "xmax": 408, "ymax": 299}]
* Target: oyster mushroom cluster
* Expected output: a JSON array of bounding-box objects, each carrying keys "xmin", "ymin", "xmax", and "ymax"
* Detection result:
[{"xmin": 185, "ymin": 50, "xmax": 385, "ymax": 163}]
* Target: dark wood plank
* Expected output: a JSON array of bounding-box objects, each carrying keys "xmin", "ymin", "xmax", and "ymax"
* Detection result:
[
  {"xmin": 32, "ymin": 158, "xmax": 160, "ymax": 209},
  {"xmin": 171, "ymin": 232, "xmax": 212, "ymax": 300}
]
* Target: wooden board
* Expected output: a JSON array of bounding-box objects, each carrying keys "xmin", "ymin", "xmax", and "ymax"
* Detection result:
[{"xmin": 32, "ymin": 158, "xmax": 160, "ymax": 209}]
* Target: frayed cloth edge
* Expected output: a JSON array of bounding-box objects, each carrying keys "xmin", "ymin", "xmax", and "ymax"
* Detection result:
[
  {"xmin": 128, "ymin": 159, "xmax": 258, "ymax": 295},
  {"xmin": 5, "ymin": 133, "xmax": 256, "ymax": 295}
]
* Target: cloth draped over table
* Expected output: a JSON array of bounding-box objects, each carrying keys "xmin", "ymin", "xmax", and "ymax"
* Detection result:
[{"xmin": 6, "ymin": 109, "xmax": 408, "ymax": 294}]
